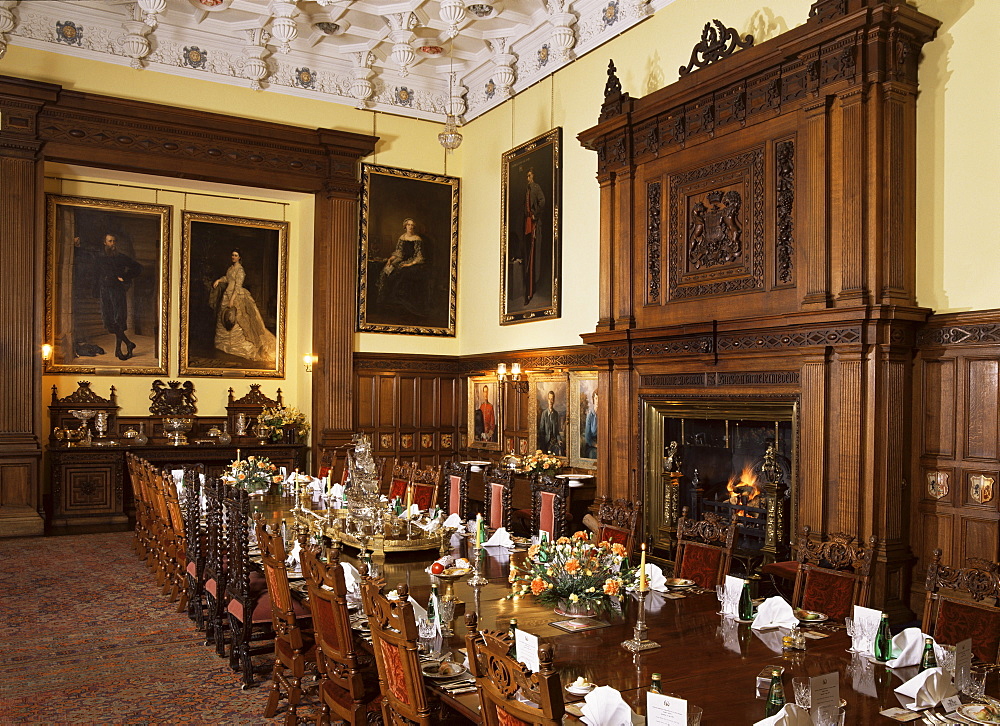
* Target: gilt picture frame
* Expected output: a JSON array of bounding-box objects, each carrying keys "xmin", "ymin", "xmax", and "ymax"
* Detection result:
[
  {"xmin": 569, "ymin": 371, "xmax": 599, "ymax": 469},
  {"xmin": 468, "ymin": 375, "xmax": 501, "ymax": 450},
  {"xmin": 358, "ymin": 163, "xmax": 460, "ymax": 336},
  {"xmin": 45, "ymin": 194, "xmax": 171, "ymax": 375},
  {"xmin": 180, "ymin": 211, "xmax": 288, "ymax": 377},
  {"xmin": 500, "ymin": 127, "xmax": 562, "ymax": 325},
  {"xmin": 528, "ymin": 373, "xmax": 570, "ymax": 461}
]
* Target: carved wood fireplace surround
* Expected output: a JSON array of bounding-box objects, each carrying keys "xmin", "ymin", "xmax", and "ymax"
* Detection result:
[{"xmin": 577, "ymin": 0, "xmax": 940, "ymax": 618}]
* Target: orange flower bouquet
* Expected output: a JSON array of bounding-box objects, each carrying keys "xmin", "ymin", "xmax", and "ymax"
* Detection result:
[
  {"xmin": 226, "ymin": 455, "xmax": 283, "ymax": 495},
  {"xmin": 520, "ymin": 450, "xmax": 561, "ymax": 474},
  {"xmin": 508, "ymin": 531, "xmax": 637, "ymax": 614}
]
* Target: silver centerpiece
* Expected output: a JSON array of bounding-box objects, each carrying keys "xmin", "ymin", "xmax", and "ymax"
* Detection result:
[
  {"xmin": 91, "ymin": 411, "xmax": 118, "ymax": 447},
  {"xmin": 68, "ymin": 409, "xmax": 96, "ymax": 446},
  {"xmin": 163, "ymin": 417, "xmax": 194, "ymax": 446},
  {"xmin": 344, "ymin": 433, "xmax": 384, "ymax": 553}
]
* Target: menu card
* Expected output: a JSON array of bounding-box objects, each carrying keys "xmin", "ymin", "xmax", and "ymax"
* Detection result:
[
  {"xmin": 954, "ymin": 638, "xmax": 972, "ymax": 688},
  {"xmin": 515, "ymin": 628, "xmax": 540, "ymax": 673},
  {"xmin": 852, "ymin": 604, "xmax": 882, "ymax": 655},
  {"xmin": 810, "ymin": 672, "xmax": 840, "ymax": 712},
  {"xmin": 646, "ymin": 692, "xmax": 687, "ymax": 726},
  {"xmin": 723, "ymin": 575, "xmax": 743, "ymax": 617}
]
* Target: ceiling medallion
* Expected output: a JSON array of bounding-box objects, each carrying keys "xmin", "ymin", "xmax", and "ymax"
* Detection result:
[{"xmin": 420, "ymin": 45, "xmax": 444, "ymax": 55}]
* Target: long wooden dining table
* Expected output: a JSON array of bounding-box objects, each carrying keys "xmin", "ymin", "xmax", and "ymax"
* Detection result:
[{"xmin": 258, "ymin": 500, "xmax": 913, "ymax": 724}]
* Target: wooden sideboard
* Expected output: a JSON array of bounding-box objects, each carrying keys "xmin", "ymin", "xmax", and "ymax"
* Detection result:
[{"xmin": 48, "ymin": 443, "xmax": 307, "ymax": 533}]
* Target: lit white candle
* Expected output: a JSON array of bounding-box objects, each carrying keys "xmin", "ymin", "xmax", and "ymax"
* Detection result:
[
  {"xmin": 639, "ymin": 543, "xmax": 647, "ymax": 591},
  {"xmin": 476, "ymin": 513, "xmax": 483, "ymax": 548}
]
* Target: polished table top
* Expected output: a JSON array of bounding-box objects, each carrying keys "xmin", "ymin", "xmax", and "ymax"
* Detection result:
[{"xmin": 258, "ymin": 499, "xmax": 908, "ymax": 723}]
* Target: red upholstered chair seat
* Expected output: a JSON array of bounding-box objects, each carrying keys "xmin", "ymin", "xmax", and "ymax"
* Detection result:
[
  {"xmin": 598, "ymin": 525, "xmax": 630, "ymax": 547},
  {"xmin": 497, "ymin": 707, "xmax": 532, "ymax": 726},
  {"xmin": 678, "ymin": 542, "xmax": 723, "ymax": 589},
  {"xmin": 800, "ymin": 568, "xmax": 856, "ymax": 621},
  {"xmin": 935, "ymin": 599, "xmax": 1000, "ymax": 663},
  {"xmin": 388, "ymin": 478, "xmax": 409, "ymax": 502}
]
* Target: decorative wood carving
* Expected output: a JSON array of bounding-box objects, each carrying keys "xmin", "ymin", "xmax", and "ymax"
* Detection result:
[
  {"xmin": 678, "ymin": 20, "xmax": 754, "ymax": 78},
  {"xmin": 599, "ymin": 60, "xmax": 631, "ymax": 123},
  {"xmin": 149, "ymin": 380, "xmax": 197, "ymax": 416},
  {"xmin": 646, "ymin": 182, "xmax": 661, "ymax": 304},
  {"xmin": 775, "ymin": 139, "xmax": 795, "ymax": 286}
]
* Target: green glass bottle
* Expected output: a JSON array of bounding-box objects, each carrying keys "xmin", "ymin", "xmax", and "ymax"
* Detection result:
[
  {"xmin": 738, "ymin": 579, "xmax": 754, "ymax": 621},
  {"xmin": 427, "ymin": 584, "xmax": 439, "ymax": 623},
  {"xmin": 873, "ymin": 613, "xmax": 892, "ymax": 662},
  {"xmin": 764, "ymin": 669, "xmax": 786, "ymax": 717},
  {"xmin": 649, "ymin": 673, "xmax": 663, "ymax": 694},
  {"xmin": 920, "ymin": 637, "xmax": 938, "ymax": 671}
]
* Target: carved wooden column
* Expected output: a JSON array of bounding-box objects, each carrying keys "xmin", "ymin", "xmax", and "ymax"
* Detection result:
[{"xmin": 0, "ymin": 86, "xmax": 54, "ymax": 536}]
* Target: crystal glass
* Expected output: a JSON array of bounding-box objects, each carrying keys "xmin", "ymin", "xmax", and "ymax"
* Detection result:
[
  {"xmin": 686, "ymin": 705, "xmax": 703, "ymax": 726},
  {"xmin": 716, "ymin": 585, "xmax": 726, "ymax": 614},
  {"xmin": 937, "ymin": 644, "xmax": 956, "ymax": 679},
  {"xmin": 813, "ymin": 705, "xmax": 845, "ymax": 726},
  {"xmin": 962, "ymin": 665, "xmax": 989, "ymax": 699},
  {"xmin": 438, "ymin": 599, "xmax": 456, "ymax": 637},
  {"xmin": 791, "ymin": 676, "xmax": 811, "ymax": 709}
]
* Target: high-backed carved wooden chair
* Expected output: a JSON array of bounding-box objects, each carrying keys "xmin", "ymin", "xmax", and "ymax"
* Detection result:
[
  {"xmin": 202, "ymin": 476, "xmax": 229, "ymax": 656},
  {"xmin": 596, "ymin": 498, "xmax": 641, "ymax": 553},
  {"xmin": 410, "ymin": 464, "xmax": 441, "ymax": 512},
  {"xmin": 387, "ymin": 459, "xmax": 416, "ymax": 502},
  {"xmin": 127, "ymin": 453, "xmax": 154, "ymax": 563},
  {"xmin": 182, "ymin": 464, "xmax": 206, "ymax": 626},
  {"xmin": 254, "ymin": 516, "xmax": 315, "ymax": 723},
  {"xmin": 483, "ymin": 467, "xmax": 514, "ymax": 532},
  {"xmin": 361, "ymin": 580, "xmax": 434, "ymax": 726},
  {"xmin": 221, "ymin": 481, "xmax": 273, "ymax": 688},
  {"xmin": 301, "ymin": 545, "xmax": 382, "ymax": 725},
  {"xmin": 922, "ymin": 549, "xmax": 1000, "ymax": 663},
  {"xmin": 465, "ymin": 612, "xmax": 565, "ymax": 726},
  {"xmin": 791, "ymin": 527, "xmax": 877, "ymax": 621},
  {"xmin": 530, "ymin": 474, "xmax": 570, "ymax": 540},
  {"xmin": 674, "ymin": 507, "xmax": 738, "ymax": 589},
  {"xmin": 442, "ymin": 461, "xmax": 470, "ymax": 521},
  {"xmin": 154, "ymin": 465, "xmax": 189, "ymax": 611}
]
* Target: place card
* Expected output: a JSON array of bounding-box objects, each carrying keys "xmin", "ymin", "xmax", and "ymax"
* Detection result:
[
  {"xmin": 954, "ymin": 638, "xmax": 972, "ymax": 688},
  {"xmin": 853, "ymin": 604, "xmax": 883, "ymax": 654},
  {"xmin": 941, "ymin": 694, "xmax": 963, "ymax": 713},
  {"xmin": 646, "ymin": 692, "xmax": 687, "ymax": 726},
  {"xmin": 809, "ymin": 672, "xmax": 839, "ymax": 712},
  {"xmin": 515, "ymin": 628, "xmax": 540, "ymax": 673},
  {"xmin": 879, "ymin": 707, "xmax": 923, "ymax": 721}
]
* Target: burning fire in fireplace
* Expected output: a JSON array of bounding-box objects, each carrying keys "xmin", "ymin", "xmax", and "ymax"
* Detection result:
[{"xmin": 726, "ymin": 463, "xmax": 762, "ymax": 515}]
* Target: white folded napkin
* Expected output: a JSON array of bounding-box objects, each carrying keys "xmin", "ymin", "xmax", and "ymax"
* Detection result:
[
  {"xmin": 340, "ymin": 561, "xmax": 359, "ymax": 591},
  {"xmin": 886, "ymin": 627, "xmax": 946, "ymax": 669},
  {"xmin": 483, "ymin": 527, "xmax": 515, "ymax": 548},
  {"xmin": 442, "ymin": 512, "xmax": 464, "ymax": 529},
  {"xmin": 285, "ymin": 540, "xmax": 302, "ymax": 570},
  {"xmin": 752, "ymin": 596, "xmax": 797, "ymax": 631},
  {"xmin": 753, "ymin": 704, "xmax": 812, "ymax": 726},
  {"xmin": 894, "ymin": 667, "xmax": 957, "ymax": 710},
  {"xmin": 628, "ymin": 564, "xmax": 667, "ymax": 592},
  {"xmin": 580, "ymin": 685, "xmax": 637, "ymax": 726},
  {"xmin": 330, "ymin": 483, "xmax": 344, "ymax": 501}
]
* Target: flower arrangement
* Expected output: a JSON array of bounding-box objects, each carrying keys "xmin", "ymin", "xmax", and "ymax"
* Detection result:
[
  {"xmin": 256, "ymin": 405, "xmax": 309, "ymax": 443},
  {"xmin": 226, "ymin": 455, "xmax": 283, "ymax": 495},
  {"xmin": 509, "ymin": 531, "xmax": 637, "ymax": 612},
  {"xmin": 520, "ymin": 449, "xmax": 561, "ymax": 474}
]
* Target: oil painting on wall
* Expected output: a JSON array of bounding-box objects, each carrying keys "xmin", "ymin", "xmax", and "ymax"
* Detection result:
[
  {"xmin": 528, "ymin": 373, "xmax": 570, "ymax": 460},
  {"xmin": 468, "ymin": 375, "xmax": 501, "ymax": 450},
  {"xmin": 569, "ymin": 371, "xmax": 598, "ymax": 469},
  {"xmin": 45, "ymin": 195, "xmax": 171, "ymax": 375}
]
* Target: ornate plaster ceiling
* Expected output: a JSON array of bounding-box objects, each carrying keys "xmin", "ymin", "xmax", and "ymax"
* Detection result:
[{"xmin": 0, "ymin": 0, "xmax": 672, "ymax": 123}]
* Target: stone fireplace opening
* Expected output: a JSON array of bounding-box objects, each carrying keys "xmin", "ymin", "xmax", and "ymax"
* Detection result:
[{"xmin": 643, "ymin": 399, "xmax": 797, "ymax": 567}]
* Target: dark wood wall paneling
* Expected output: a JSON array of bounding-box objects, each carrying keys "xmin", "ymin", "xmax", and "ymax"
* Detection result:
[
  {"xmin": 0, "ymin": 75, "xmax": 376, "ymax": 536},
  {"xmin": 913, "ymin": 310, "xmax": 1000, "ymax": 591},
  {"xmin": 577, "ymin": 2, "xmax": 941, "ymax": 618}
]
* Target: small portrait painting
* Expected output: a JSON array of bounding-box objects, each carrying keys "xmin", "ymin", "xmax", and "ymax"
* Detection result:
[
  {"xmin": 468, "ymin": 376, "xmax": 501, "ymax": 450},
  {"xmin": 569, "ymin": 372, "xmax": 598, "ymax": 469},
  {"xmin": 529, "ymin": 374, "xmax": 569, "ymax": 459}
]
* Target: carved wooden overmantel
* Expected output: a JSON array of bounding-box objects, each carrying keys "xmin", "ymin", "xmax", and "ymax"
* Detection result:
[
  {"xmin": 578, "ymin": 2, "xmax": 940, "ymax": 618},
  {"xmin": 0, "ymin": 75, "xmax": 376, "ymax": 536}
]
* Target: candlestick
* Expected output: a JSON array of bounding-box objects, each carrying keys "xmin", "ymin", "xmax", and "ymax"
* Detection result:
[
  {"xmin": 468, "ymin": 545, "xmax": 488, "ymax": 588},
  {"xmin": 475, "ymin": 513, "xmax": 483, "ymax": 549},
  {"xmin": 622, "ymin": 587, "xmax": 661, "ymax": 652},
  {"xmin": 236, "ymin": 448, "xmax": 241, "ymax": 462},
  {"xmin": 639, "ymin": 543, "xmax": 647, "ymax": 592}
]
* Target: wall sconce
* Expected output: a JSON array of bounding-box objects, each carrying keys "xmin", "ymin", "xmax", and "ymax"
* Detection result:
[
  {"xmin": 497, "ymin": 362, "xmax": 528, "ymax": 394},
  {"xmin": 303, "ymin": 354, "xmax": 317, "ymax": 372},
  {"xmin": 41, "ymin": 343, "xmax": 53, "ymax": 362}
]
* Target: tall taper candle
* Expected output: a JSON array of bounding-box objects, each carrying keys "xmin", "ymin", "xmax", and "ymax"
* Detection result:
[
  {"xmin": 475, "ymin": 513, "xmax": 483, "ymax": 549},
  {"xmin": 639, "ymin": 543, "xmax": 647, "ymax": 591}
]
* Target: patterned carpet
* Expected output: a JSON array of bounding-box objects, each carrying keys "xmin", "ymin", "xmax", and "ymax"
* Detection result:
[{"xmin": 0, "ymin": 532, "xmax": 314, "ymax": 724}]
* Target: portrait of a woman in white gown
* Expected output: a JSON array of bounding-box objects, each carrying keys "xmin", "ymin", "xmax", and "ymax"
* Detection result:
[{"xmin": 210, "ymin": 248, "xmax": 276, "ymax": 363}]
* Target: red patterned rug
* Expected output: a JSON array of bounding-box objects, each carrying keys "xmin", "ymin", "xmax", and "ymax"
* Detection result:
[{"xmin": 0, "ymin": 532, "xmax": 314, "ymax": 724}]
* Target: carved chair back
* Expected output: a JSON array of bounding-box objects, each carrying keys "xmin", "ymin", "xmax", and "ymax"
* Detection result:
[
  {"xmin": 465, "ymin": 612, "xmax": 565, "ymax": 726},
  {"xmin": 302, "ymin": 545, "xmax": 378, "ymax": 724},
  {"xmin": 674, "ymin": 506, "xmax": 737, "ymax": 589},
  {"xmin": 409, "ymin": 464, "xmax": 441, "ymax": 512},
  {"xmin": 202, "ymin": 476, "xmax": 228, "ymax": 654},
  {"xmin": 483, "ymin": 467, "xmax": 514, "ymax": 532},
  {"xmin": 531, "ymin": 474, "xmax": 570, "ymax": 540},
  {"xmin": 442, "ymin": 461, "xmax": 470, "ymax": 520},
  {"xmin": 387, "ymin": 459, "xmax": 416, "ymax": 502},
  {"xmin": 597, "ymin": 498, "xmax": 641, "ymax": 553},
  {"xmin": 792, "ymin": 526, "xmax": 877, "ymax": 621},
  {"xmin": 360, "ymin": 580, "xmax": 433, "ymax": 726},
  {"xmin": 182, "ymin": 465, "xmax": 206, "ymax": 625},
  {"xmin": 922, "ymin": 549, "xmax": 1000, "ymax": 663}
]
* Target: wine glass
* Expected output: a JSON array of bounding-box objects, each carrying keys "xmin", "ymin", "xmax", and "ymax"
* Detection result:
[
  {"xmin": 438, "ymin": 598, "xmax": 456, "ymax": 637},
  {"xmin": 845, "ymin": 617, "xmax": 859, "ymax": 652},
  {"xmin": 716, "ymin": 585, "xmax": 726, "ymax": 614},
  {"xmin": 814, "ymin": 705, "xmax": 845, "ymax": 726},
  {"xmin": 791, "ymin": 677, "xmax": 811, "ymax": 709}
]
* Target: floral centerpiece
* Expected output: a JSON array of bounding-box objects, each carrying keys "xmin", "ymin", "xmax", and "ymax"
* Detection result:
[
  {"xmin": 520, "ymin": 449, "xmax": 561, "ymax": 474},
  {"xmin": 255, "ymin": 405, "xmax": 309, "ymax": 443},
  {"xmin": 226, "ymin": 455, "xmax": 284, "ymax": 495},
  {"xmin": 509, "ymin": 531, "xmax": 637, "ymax": 615}
]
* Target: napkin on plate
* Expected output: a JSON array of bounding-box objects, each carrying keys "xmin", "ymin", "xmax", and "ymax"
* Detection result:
[
  {"xmin": 580, "ymin": 685, "xmax": 637, "ymax": 726},
  {"xmin": 442, "ymin": 512, "xmax": 465, "ymax": 530},
  {"xmin": 752, "ymin": 596, "xmax": 797, "ymax": 631},
  {"xmin": 340, "ymin": 561, "xmax": 360, "ymax": 590},
  {"xmin": 894, "ymin": 667, "xmax": 957, "ymax": 710},
  {"xmin": 329, "ymin": 482, "xmax": 344, "ymax": 501},
  {"xmin": 484, "ymin": 527, "xmax": 515, "ymax": 548},
  {"xmin": 886, "ymin": 627, "xmax": 946, "ymax": 669},
  {"xmin": 752, "ymin": 704, "xmax": 812, "ymax": 726}
]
